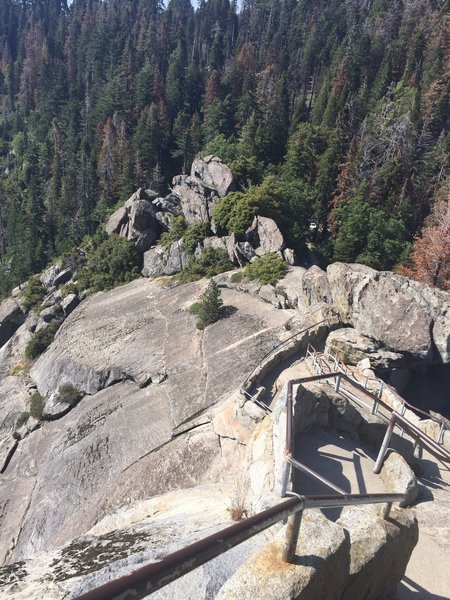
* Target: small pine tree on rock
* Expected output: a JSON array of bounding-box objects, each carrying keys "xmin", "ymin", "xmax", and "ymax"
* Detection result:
[{"xmin": 190, "ymin": 280, "xmax": 223, "ymax": 329}]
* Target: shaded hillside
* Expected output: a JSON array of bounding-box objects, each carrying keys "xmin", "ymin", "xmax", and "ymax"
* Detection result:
[{"xmin": 0, "ymin": 0, "xmax": 448, "ymax": 297}]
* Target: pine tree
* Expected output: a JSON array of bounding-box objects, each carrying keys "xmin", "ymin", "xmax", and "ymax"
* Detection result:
[{"xmin": 190, "ymin": 279, "xmax": 223, "ymax": 328}]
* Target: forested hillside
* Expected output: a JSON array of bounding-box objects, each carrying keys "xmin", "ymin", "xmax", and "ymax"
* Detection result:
[{"xmin": 0, "ymin": 0, "xmax": 448, "ymax": 298}]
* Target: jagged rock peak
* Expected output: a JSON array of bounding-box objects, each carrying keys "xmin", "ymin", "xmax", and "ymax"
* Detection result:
[{"xmin": 301, "ymin": 262, "xmax": 450, "ymax": 364}]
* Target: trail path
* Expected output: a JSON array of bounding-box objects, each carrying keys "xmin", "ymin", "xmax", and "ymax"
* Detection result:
[
  {"xmin": 268, "ymin": 356, "xmax": 450, "ymax": 599},
  {"xmin": 395, "ymin": 449, "xmax": 450, "ymax": 600}
]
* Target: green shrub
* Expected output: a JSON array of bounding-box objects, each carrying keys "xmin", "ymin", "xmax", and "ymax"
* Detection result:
[
  {"xmin": 230, "ymin": 271, "xmax": 245, "ymax": 283},
  {"xmin": 244, "ymin": 253, "xmax": 287, "ymax": 286},
  {"xmin": 16, "ymin": 411, "xmax": 30, "ymax": 428},
  {"xmin": 229, "ymin": 155, "xmax": 263, "ymax": 188},
  {"xmin": 25, "ymin": 321, "xmax": 61, "ymax": 360},
  {"xmin": 182, "ymin": 222, "xmax": 211, "ymax": 254},
  {"xmin": 177, "ymin": 248, "xmax": 233, "ymax": 283},
  {"xmin": 213, "ymin": 191, "xmax": 259, "ymax": 236},
  {"xmin": 58, "ymin": 383, "xmax": 82, "ymax": 406},
  {"xmin": 212, "ymin": 175, "xmax": 312, "ymax": 254},
  {"xmin": 29, "ymin": 392, "xmax": 45, "ymax": 420},
  {"xmin": 190, "ymin": 280, "xmax": 223, "ymax": 328},
  {"xmin": 159, "ymin": 216, "xmax": 187, "ymax": 247},
  {"xmin": 75, "ymin": 234, "xmax": 141, "ymax": 293},
  {"xmin": 160, "ymin": 220, "xmax": 211, "ymax": 255},
  {"xmin": 21, "ymin": 276, "xmax": 47, "ymax": 311}
]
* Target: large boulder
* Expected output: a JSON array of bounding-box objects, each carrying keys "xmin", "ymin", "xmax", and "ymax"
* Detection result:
[
  {"xmin": 380, "ymin": 450, "xmax": 418, "ymax": 507},
  {"xmin": 216, "ymin": 511, "xmax": 350, "ymax": 600},
  {"xmin": 172, "ymin": 175, "xmax": 218, "ymax": 225},
  {"xmin": 191, "ymin": 155, "xmax": 235, "ymax": 198},
  {"xmin": 104, "ymin": 206, "xmax": 127, "ymax": 235},
  {"xmin": 53, "ymin": 267, "xmax": 74, "ymax": 288},
  {"xmin": 200, "ymin": 234, "xmax": 237, "ymax": 264},
  {"xmin": 327, "ymin": 263, "xmax": 450, "ymax": 363},
  {"xmin": 142, "ymin": 240, "xmax": 190, "ymax": 277},
  {"xmin": 276, "ymin": 267, "xmax": 307, "ymax": 309},
  {"xmin": 171, "ymin": 157, "xmax": 234, "ymax": 226},
  {"xmin": 245, "ymin": 216, "xmax": 285, "ymax": 256},
  {"xmin": 338, "ymin": 506, "xmax": 418, "ymax": 600},
  {"xmin": 40, "ymin": 265, "xmax": 61, "ymax": 287},
  {"xmin": 0, "ymin": 299, "xmax": 25, "ymax": 347},
  {"xmin": 325, "ymin": 328, "xmax": 405, "ymax": 369},
  {"xmin": 301, "ymin": 265, "xmax": 332, "ymax": 306},
  {"xmin": 105, "ymin": 188, "xmax": 161, "ymax": 253}
]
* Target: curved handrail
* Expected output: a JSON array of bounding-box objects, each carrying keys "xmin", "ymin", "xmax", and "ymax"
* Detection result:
[
  {"xmin": 74, "ymin": 362, "xmax": 407, "ymax": 600},
  {"xmin": 326, "ymin": 348, "xmax": 449, "ymax": 429},
  {"xmin": 307, "ymin": 347, "xmax": 450, "ymax": 463},
  {"xmin": 240, "ymin": 315, "xmax": 334, "ymax": 398}
]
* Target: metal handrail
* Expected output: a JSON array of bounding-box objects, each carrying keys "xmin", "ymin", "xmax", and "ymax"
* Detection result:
[
  {"xmin": 73, "ymin": 491, "xmax": 404, "ymax": 600},
  {"xmin": 324, "ymin": 348, "xmax": 449, "ymax": 430},
  {"xmin": 306, "ymin": 347, "xmax": 450, "ymax": 464},
  {"xmin": 289, "ymin": 457, "xmax": 348, "ymax": 495},
  {"xmin": 240, "ymin": 315, "xmax": 333, "ymax": 395},
  {"xmin": 71, "ymin": 341, "xmax": 410, "ymax": 600}
]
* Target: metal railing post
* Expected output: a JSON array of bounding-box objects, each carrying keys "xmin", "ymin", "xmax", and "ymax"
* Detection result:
[
  {"xmin": 282, "ymin": 508, "xmax": 303, "ymax": 563},
  {"xmin": 335, "ymin": 374, "xmax": 342, "ymax": 392},
  {"xmin": 280, "ymin": 458, "xmax": 291, "ymax": 497},
  {"xmin": 381, "ymin": 502, "xmax": 392, "ymax": 519},
  {"xmin": 438, "ymin": 422, "xmax": 445, "ymax": 444},
  {"xmin": 373, "ymin": 414, "xmax": 396, "ymax": 474},
  {"xmin": 371, "ymin": 397, "xmax": 378, "ymax": 414}
]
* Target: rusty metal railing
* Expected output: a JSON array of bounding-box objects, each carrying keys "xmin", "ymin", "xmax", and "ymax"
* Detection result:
[
  {"xmin": 305, "ymin": 345, "xmax": 450, "ymax": 467},
  {"xmin": 73, "ymin": 490, "xmax": 404, "ymax": 600},
  {"xmin": 239, "ymin": 315, "xmax": 333, "ymax": 405},
  {"xmin": 73, "ymin": 339, "xmax": 421, "ymax": 599},
  {"xmin": 327, "ymin": 347, "xmax": 449, "ymax": 439}
]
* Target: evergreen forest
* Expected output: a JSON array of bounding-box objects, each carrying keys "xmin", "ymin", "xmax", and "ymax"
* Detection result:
[{"xmin": 0, "ymin": 0, "xmax": 448, "ymax": 298}]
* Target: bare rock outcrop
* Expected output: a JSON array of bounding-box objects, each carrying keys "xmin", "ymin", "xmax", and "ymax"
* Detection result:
[
  {"xmin": 142, "ymin": 240, "xmax": 190, "ymax": 277},
  {"xmin": 0, "ymin": 278, "xmax": 300, "ymax": 562},
  {"xmin": 325, "ymin": 328, "xmax": 405, "ymax": 369},
  {"xmin": 105, "ymin": 188, "xmax": 163, "ymax": 253},
  {"xmin": 191, "ymin": 155, "xmax": 235, "ymax": 198},
  {"xmin": 0, "ymin": 299, "xmax": 25, "ymax": 348},
  {"xmin": 200, "ymin": 234, "xmax": 236, "ymax": 263},
  {"xmin": 301, "ymin": 263, "xmax": 450, "ymax": 365},
  {"xmin": 0, "ymin": 483, "xmax": 277, "ymax": 599},
  {"xmin": 327, "ymin": 263, "xmax": 450, "ymax": 363},
  {"xmin": 0, "ymin": 323, "xmax": 33, "ymax": 379},
  {"xmin": 105, "ymin": 158, "xmax": 297, "ymax": 276},
  {"xmin": 245, "ymin": 216, "xmax": 285, "ymax": 256},
  {"xmin": 0, "ymin": 377, "xmax": 29, "ymax": 468},
  {"xmin": 216, "ymin": 511, "xmax": 350, "ymax": 600},
  {"xmin": 338, "ymin": 506, "xmax": 418, "ymax": 600},
  {"xmin": 301, "ymin": 264, "xmax": 332, "ymax": 306},
  {"xmin": 172, "ymin": 174, "xmax": 219, "ymax": 225},
  {"xmin": 1, "ymin": 381, "xmax": 174, "ymax": 562}
]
